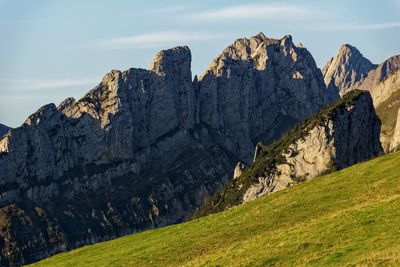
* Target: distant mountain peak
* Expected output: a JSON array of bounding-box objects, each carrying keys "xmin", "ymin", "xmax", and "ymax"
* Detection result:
[
  {"xmin": 252, "ymin": 31, "xmax": 267, "ymax": 41},
  {"xmin": 203, "ymin": 33, "xmax": 318, "ymax": 78},
  {"xmin": 323, "ymin": 43, "xmax": 400, "ymax": 96},
  {"xmin": 322, "ymin": 44, "xmax": 375, "ymax": 95},
  {"xmin": 339, "ymin": 43, "xmax": 360, "ymax": 53}
]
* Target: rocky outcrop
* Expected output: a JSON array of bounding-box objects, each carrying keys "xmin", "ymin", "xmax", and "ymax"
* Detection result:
[
  {"xmin": 0, "ymin": 124, "xmax": 10, "ymax": 138},
  {"xmin": 243, "ymin": 92, "xmax": 382, "ymax": 201},
  {"xmin": 323, "ymin": 44, "xmax": 400, "ymax": 96},
  {"xmin": 390, "ymin": 108, "xmax": 400, "ymax": 151},
  {"xmin": 373, "ymin": 69, "xmax": 400, "ymax": 151},
  {"xmin": 193, "ymin": 91, "xmax": 382, "ymax": 216},
  {"xmin": 0, "ymin": 33, "xmax": 336, "ymax": 266},
  {"xmin": 199, "ymin": 33, "xmax": 338, "ymax": 162}
]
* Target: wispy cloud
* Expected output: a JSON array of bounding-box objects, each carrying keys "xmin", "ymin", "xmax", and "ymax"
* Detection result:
[
  {"xmin": 2, "ymin": 78, "xmax": 98, "ymax": 90},
  {"xmin": 312, "ymin": 22, "xmax": 400, "ymax": 31},
  {"xmin": 181, "ymin": 3, "xmax": 315, "ymax": 21},
  {"xmin": 0, "ymin": 19, "xmax": 51, "ymax": 25},
  {"xmin": 144, "ymin": 5, "xmax": 188, "ymax": 15},
  {"xmin": 99, "ymin": 31, "xmax": 229, "ymax": 49}
]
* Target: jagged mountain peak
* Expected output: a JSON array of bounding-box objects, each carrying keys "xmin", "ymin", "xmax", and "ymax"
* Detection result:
[
  {"xmin": 101, "ymin": 69, "xmax": 122, "ymax": 84},
  {"xmin": 380, "ymin": 54, "xmax": 400, "ymax": 78},
  {"xmin": 249, "ymin": 32, "xmax": 292, "ymax": 45},
  {"xmin": 58, "ymin": 46, "xmax": 193, "ymax": 128},
  {"xmin": 253, "ymin": 31, "xmax": 267, "ymax": 40},
  {"xmin": 338, "ymin": 43, "xmax": 361, "ymax": 54},
  {"xmin": 323, "ymin": 45, "xmax": 400, "ymax": 98},
  {"xmin": 322, "ymin": 44, "xmax": 376, "ymax": 95},
  {"xmin": 323, "ymin": 43, "xmax": 400, "ymax": 98},
  {"xmin": 202, "ymin": 33, "xmax": 315, "ymax": 78},
  {"xmin": 149, "ymin": 46, "xmax": 191, "ymax": 76},
  {"xmin": 24, "ymin": 103, "xmax": 58, "ymax": 127}
]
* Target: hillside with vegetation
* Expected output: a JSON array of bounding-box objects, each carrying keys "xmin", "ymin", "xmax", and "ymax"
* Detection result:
[{"xmin": 32, "ymin": 151, "xmax": 400, "ymax": 267}]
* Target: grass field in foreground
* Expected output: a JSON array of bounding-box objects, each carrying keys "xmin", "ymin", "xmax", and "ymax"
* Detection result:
[{"xmin": 32, "ymin": 152, "xmax": 400, "ymax": 266}]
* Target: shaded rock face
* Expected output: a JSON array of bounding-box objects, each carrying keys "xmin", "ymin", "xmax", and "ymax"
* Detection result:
[
  {"xmin": 323, "ymin": 45, "xmax": 400, "ymax": 96},
  {"xmin": 0, "ymin": 124, "xmax": 10, "ymax": 138},
  {"xmin": 0, "ymin": 34, "xmax": 335, "ymax": 266}
]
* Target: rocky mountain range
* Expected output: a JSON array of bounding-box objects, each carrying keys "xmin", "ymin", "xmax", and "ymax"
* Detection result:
[
  {"xmin": 323, "ymin": 45, "xmax": 400, "ymax": 151},
  {"xmin": 192, "ymin": 90, "xmax": 383, "ymax": 217},
  {"xmin": 0, "ymin": 33, "xmax": 338, "ymax": 266}
]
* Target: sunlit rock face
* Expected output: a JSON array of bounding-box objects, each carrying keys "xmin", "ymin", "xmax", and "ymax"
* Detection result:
[
  {"xmin": 322, "ymin": 44, "xmax": 400, "ymax": 96},
  {"xmin": 243, "ymin": 92, "xmax": 383, "ymax": 202}
]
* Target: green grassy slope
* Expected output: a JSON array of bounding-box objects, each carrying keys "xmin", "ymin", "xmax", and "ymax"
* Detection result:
[{"xmin": 32, "ymin": 152, "xmax": 400, "ymax": 267}]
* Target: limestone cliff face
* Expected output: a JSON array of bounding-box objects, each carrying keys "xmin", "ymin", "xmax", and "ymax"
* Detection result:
[
  {"xmin": 391, "ymin": 108, "xmax": 400, "ymax": 151},
  {"xmin": 322, "ymin": 44, "xmax": 375, "ymax": 95},
  {"xmin": 193, "ymin": 91, "xmax": 382, "ymax": 216},
  {"xmin": 199, "ymin": 33, "xmax": 338, "ymax": 163},
  {"xmin": 0, "ymin": 124, "xmax": 10, "ymax": 138},
  {"xmin": 322, "ymin": 44, "xmax": 400, "ymax": 96},
  {"xmin": 373, "ymin": 69, "xmax": 400, "ymax": 151},
  {"xmin": 0, "ymin": 34, "xmax": 336, "ymax": 266}
]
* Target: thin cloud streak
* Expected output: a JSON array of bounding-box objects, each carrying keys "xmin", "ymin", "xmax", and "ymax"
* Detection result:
[
  {"xmin": 182, "ymin": 3, "xmax": 315, "ymax": 21},
  {"xmin": 312, "ymin": 22, "xmax": 400, "ymax": 31},
  {"xmin": 144, "ymin": 5, "xmax": 188, "ymax": 15},
  {"xmin": 2, "ymin": 79, "xmax": 98, "ymax": 90},
  {"xmin": 0, "ymin": 19, "xmax": 51, "ymax": 25},
  {"xmin": 100, "ymin": 31, "xmax": 230, "ymax": 49}
]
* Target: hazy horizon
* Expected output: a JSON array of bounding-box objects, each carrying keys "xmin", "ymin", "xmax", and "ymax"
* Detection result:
[{"xmin": 1, "ymin": 0, "xmax": 400, "ymax": 127}]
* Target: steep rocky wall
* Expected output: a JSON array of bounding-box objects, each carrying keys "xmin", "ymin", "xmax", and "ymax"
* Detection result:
[
  {"xmin": 390, "ymin": 108, "xmax": 400, "ymax": 151},
  {"xmin": 372, "ymin": 69, "xmax": 400, "ymax": 151}
]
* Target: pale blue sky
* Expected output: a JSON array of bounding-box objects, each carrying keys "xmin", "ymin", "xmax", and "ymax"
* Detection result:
[{"xmin": 1, "ymin": 0, "xmax": 399, "ymax": 127}]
